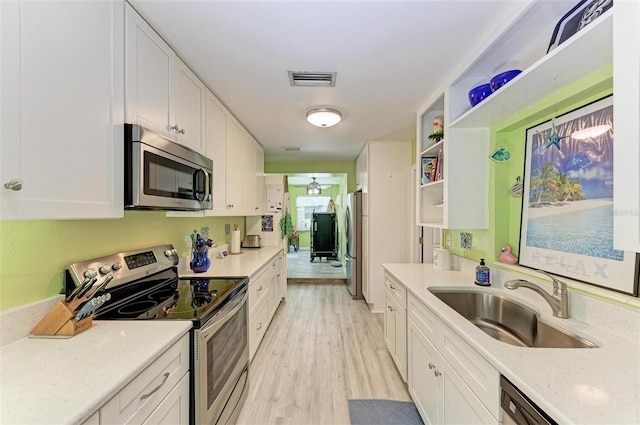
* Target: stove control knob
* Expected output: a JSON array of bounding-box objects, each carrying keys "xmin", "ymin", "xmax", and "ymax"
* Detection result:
[
  {"xmin": 165, "ymin": 249, "xmax": 178, "ymax": 258},
  {"xmin": 84, "ymin": 269, "xmax": 98, "ymax": 279},
  {"xmin": 99, "ymin": 265, "xmax": 112, "ymax": 275},
  {"xmin": 111, "ymin": 263, "xmax": 123, "ymax": 271}
]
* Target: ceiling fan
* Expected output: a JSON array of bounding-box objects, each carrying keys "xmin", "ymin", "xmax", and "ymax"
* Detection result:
[{"xmin": 307, "ymin": 177, "xmax": 331, "ymax": 194}]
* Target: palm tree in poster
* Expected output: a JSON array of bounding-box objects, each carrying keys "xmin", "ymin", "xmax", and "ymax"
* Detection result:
[{"xmin": 530, "ymin": 160, "xmax": 559, "ymax": 205}]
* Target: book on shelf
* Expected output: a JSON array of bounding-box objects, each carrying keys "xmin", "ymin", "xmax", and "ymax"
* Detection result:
[{"xmin": 421, "ymin": 149, "xmax": 443, "ymax": 184}]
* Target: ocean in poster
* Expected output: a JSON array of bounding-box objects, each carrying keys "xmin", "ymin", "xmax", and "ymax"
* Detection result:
[{"xmin": 526, "ymin": 203, "xmax": 624, "ymax": 261}]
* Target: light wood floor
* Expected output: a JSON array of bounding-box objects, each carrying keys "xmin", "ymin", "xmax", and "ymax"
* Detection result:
[
  {"xmin": 236, "ymin": 284, "xmax": 411, "ymax": 425},
  {"xmin": 286, "ymin": 248, "xmax": 346, "ymax": 279}
]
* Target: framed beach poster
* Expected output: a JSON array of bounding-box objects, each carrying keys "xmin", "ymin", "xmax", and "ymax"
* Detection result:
[{"xmin": 519, "ymin": 95, "xmax": 639, "ymax": 295}]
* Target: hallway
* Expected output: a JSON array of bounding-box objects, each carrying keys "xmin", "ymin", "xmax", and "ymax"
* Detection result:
[{"xmin": 286, "ymin": 247, "xmax": 346, "ymax": 283}]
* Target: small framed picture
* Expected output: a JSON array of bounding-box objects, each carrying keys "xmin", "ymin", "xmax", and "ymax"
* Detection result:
[
  {"xmin": 547, "ymin": 0, "xmax": 612, "ymax": 53},
  {"xmin": 421, "ymin": 156, "xmax": 437, "ymax": 185}
]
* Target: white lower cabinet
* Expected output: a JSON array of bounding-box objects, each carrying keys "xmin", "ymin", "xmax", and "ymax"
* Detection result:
[
  {"xmin": 401, "ymin": 285, "xmax": 500, "ymax": 425},
  {"xmin": 248, "ymin": 252, "xmax": 284, "ymax": 361},
  {"xmin": 100, "ymin": 333, "xmax": 190, "ymax": 425},
  {"xmin": 384, "ymin": 277, "xmax": 407, "ymax": 381}
]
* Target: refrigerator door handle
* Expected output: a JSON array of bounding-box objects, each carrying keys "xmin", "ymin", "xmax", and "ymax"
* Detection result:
[{"xmin": 345, "ymin": 253, "xmax": 355, "ymax": 260}]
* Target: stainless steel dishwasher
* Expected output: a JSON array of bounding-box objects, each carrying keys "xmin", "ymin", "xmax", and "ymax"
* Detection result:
[{"xmin": 501, "ymin": 376, "xmax": 558, "ymax": 425}]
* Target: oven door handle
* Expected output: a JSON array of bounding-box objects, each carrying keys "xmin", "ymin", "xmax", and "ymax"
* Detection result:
[{"xmin": 199, "ymin": 289, "xmax": 247, "ymax": 338}]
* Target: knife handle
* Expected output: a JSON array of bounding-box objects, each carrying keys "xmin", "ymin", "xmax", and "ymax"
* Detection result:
[
  {"xmin": 76, "ymin": 277, "xmax": 98, "ymax": 299},
  {"xmin": 88, "ymin": 275, "xmax": 113, "ymax": 299},
  {"xmin": 65, "ymin": 277, "xmax": 90, "ymax": 302}
]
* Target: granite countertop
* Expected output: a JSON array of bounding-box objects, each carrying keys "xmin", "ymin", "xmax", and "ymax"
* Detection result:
[
  {"xmin": 177, "ymin": 246, "xmax": 283, "ymax": 279},
  {"xmin": 0, "ymin": 320, "xmax": 192, "ymax": 425},
  {"xmin": 382, "ymin": 263, "xmax": 640, "ymax": 425}
]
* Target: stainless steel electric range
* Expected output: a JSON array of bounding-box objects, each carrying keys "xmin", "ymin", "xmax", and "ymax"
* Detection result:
[{"xmin": 64, "ymin": 245, "xmax": 249, "ymax": 425}]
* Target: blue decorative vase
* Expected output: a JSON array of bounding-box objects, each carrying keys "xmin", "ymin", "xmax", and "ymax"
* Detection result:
[{"xmin": 190, "ymin": 250, "xmax": 210, "ymax": 273}]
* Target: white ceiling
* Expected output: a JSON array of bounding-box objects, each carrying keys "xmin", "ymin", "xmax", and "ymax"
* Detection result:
[{"xmin": 129, "ymin": 0, "xmax": 521, "ymax": 162}]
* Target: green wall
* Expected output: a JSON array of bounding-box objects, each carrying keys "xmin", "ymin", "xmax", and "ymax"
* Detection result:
[
  {"xmin": 265, "ymin": 161, "xmax": 356, "ymax": 192},
  {"xmin": 445, "ymin": 67, "xmax": 613, "ymax": 266},
  {"xmin": 0, "ymin": 212, "xmax": 245, "ymax": 310}
]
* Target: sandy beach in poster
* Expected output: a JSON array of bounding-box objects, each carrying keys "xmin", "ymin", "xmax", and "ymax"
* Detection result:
[{"xmin": 526, "ymin": 199, "xmax": 612, "ymax": 219}]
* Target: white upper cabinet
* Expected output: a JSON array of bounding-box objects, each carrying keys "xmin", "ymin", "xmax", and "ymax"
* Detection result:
[
  {"xmin": 175, "ymin": 58, "xmax": 206, "ymax": 153},
  {"xmin": 125, "ymin": 3, "xmax": 206, "ymax": 154},
  {"xmin": 125, "ymin": 2, "xmax": 175, "ymax": 139},
  {"xmin": 225, "ymin": 117, "xmax": 245, "ymax": 213},
  {"xmin": 205, "ymin": 90, "xmax": 229, "ymax": 212},
  {"xmin": 0, "ymin": 0, "xmax": 124, "ymax": 220},
  {"xmin": 613, "ymin": 1, "xmax": 640, "ymax": 252},
  {"xmin": 244, "ymin": 131, "xmax": 264, "ymax": 215}
]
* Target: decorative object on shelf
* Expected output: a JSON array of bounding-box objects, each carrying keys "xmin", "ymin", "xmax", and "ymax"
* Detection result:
[
  {"xmin": 428, "ymin": 116, "xmax": 444, "ymax": 142},
  {"xmin": 460, "ymin": 232, "xmax": 472, "ymax": 250},
  {"xmin": 547, "ymin": 0, "xmax": 613, "ymax": 53},
  {"xmin": 536, "ymin": 118, "xmax": 570, "ymax": 158},
  {"xmin": 468, "ymin": 83, "xmax": 492, "ymax": 107},
  {"xmin": 499, "ymin": 244, "xmax": 518, "ymax": 264},
  {"xmin": 421, "ymin": 156, "xmax": 437, "ymax": 184},
  {"xmin": 489, "ymin": 69, "xmax": 522, "ymax": 92},
  {"xmin": 489, "ymin": 146, "xmax": 511, "ymax": 162},
  {"xmin": 520, "ymin": 95, "xmax": 638, "ymax": 296},
  {"xmin": 510, "ymin": 177, "xmax": 524, "ymax": 197}
]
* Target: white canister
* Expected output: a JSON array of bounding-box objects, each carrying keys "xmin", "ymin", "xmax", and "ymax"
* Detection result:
[{"xmin": 433, "ymin": 246, "xmax": 451, "ymax": 270}]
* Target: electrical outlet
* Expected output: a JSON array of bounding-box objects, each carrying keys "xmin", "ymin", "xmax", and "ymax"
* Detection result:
[
  {"xmin": 225, "ymin": 224, "xmax": 231, "ymax": 235},
  {"xmin": 446, "ymin": 234, "xmax": 451, "ymax": 247}
]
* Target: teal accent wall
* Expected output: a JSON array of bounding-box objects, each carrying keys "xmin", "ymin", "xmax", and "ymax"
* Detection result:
[
  {"xmin": 445, "ymin": 67, "xmax": 613, "ymax": 266},
  {"xmin": 0, "ymin": 212, "xmax": 245, "ymax": 310}
]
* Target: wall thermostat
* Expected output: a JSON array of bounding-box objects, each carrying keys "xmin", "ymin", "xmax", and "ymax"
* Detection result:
[{"xmin": 219, "ymin": 249, "xmax": 229, "ymax": 259}]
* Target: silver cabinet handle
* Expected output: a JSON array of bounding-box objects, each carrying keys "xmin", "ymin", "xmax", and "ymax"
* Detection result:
[
  {"xmin": 179, "ymin": 128, "xmax": 185, "ymax": 134},
  {"xmin": 257, "ymin": 322, "xmax": 263, "ymax": 331},
  {"xmin": 257, "ymin": 286, "xmax": 263, "ymax": 291},
  {"xmin": 170, "ymin": 125, "xmax": 179, "ymax": 131},
  {"xmin": 390, "ymin": 284, "xmax": 397, "ymax": 290},
  {"xmin": 4, "ymin": 179, "xmax": 23, "ymax": 191},
  {"xmin": 428, "ymin": 363, "xmax": 435, "ymax": 370},
  {"xmin": 434, "ymin": 370, "xmax": 441, "ymax": 377},
  {"xmin": 140, "ymin": 372, "xmax": 170, "ymax": 400}
]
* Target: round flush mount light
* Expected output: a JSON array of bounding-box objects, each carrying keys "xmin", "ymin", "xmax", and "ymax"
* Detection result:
[{"xmin": 306, "ymin": 108, "xmax": 342, "ymax": 128}]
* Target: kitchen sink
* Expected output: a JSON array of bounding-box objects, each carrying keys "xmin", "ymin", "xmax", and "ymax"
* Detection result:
[{"xmin": 428, "ymin": 288, "xmax": 598, "ymax": 348}]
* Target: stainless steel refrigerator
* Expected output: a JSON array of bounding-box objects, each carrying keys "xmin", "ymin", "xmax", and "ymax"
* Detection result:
[{"xmin": 345, "ymin": 191, "xmax": 363, "ymax": 299}]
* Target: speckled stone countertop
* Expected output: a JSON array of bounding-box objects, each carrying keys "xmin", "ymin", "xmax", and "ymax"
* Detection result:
[
  {"xmin": 0, "ymin": 320, "xmax": 191, "ymax": 425},
  {"xmin": 383, "ymin": 262, "xmax": 640, "ymax": 425},
  {"xmin": 177, "ymin": 246, "xmax": 282, "ymax": 279}
]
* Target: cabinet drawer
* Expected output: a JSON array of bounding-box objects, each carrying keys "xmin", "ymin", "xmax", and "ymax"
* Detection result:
[
  {"xmin": 385, "ymin": 276, "xmax": 406, "ymax": 308},
  {"xmin": 249, "ymin": 294, "xmax": 270, "ymax": 360},
  {"xmin": 101, "ymin": 333, "xmax": 190, "ymax": 425},
  {"xmin": 248, "ymin": 265, "xmax": 269, "ymax": 314},
  {"xmin": 408, "ymin": 293, "xmax": 441, "ymax": 344},
  {"xmin": 440, "ymin": 323, "xmax": 500, "ymax": 419}
]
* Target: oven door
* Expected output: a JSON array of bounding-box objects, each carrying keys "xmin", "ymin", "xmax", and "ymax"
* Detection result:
[{"xmin": 195, "ymin": 287, "xmax": 249, "ymax": 425}]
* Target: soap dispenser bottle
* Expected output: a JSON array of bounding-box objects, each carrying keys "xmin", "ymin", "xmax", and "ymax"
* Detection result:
[{"xmin": 475, "ymin": 258, "xmax": 491, "ymax": 286}]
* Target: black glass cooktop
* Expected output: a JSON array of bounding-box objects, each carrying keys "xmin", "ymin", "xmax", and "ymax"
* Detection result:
[{"xmin": 95, "ymin": 268, "xmax": 247, "ymax": 328}]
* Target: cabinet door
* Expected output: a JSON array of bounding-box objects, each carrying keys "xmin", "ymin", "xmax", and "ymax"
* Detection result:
[
  {"xmin": 408, "ymin": 319, "xmax": 440, "ymax": 425},
  {"xmin": 226, "ymin": 118, "xmax": 244, "ymax": 212},
  {"xmin": 242, "ymin": 131, "xmax": 257, "ymax": 213},
  {"xmin": 441, "ymin": 360, "xmax": 498, "ymax": 425},
  {"xmin": 204, "ymin": 90, "xmax": 228, "ymax": 212},
  {"xmin": 125, "ymin": 3, "xmax": 175, "ymax": 139},
  {"xmin": 1, "ymin": 0, "xmax": 124, "ymax": 220},
  {"xmin": 384, "ymin": 293, "xmax": 397, "ymax": 357},
  {"xmin": 394, "ymin": 304, "xmax": 407, "ymax": 382},
  {"xmin": 362, "ymin": 216, "xmax": 369, "ymax": 301},
  {"xmin": 175, "ymin": 58, "xmax": 205, "ymax": 153},
  {"xmin": 141, "ymin": 373, "xmax": 190, "ymax": 425},
  {"xmin": 254, "ymin": 140, "xmax": 265, "ymax": 215}
]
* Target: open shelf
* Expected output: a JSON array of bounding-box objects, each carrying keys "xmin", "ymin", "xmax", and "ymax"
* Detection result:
[
  {"xmin": 450, "ymin": 10, "xmax": 612, "ymax": 129},
  {"xmin": 421, "ymin": 139, "xmax": 444, "ymax": 157}
]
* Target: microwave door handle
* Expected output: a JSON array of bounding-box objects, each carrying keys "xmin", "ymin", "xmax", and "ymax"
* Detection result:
[{"xmin": 203, "ymin": 168, "xmax": 210, "ymax": 204}]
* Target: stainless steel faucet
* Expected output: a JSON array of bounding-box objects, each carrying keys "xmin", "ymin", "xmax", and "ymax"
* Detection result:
[{"xmin": 504, "ymin": 270, "xmax": 569, "ymax": 318}]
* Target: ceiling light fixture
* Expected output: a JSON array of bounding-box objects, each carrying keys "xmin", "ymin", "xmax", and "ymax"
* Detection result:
[
  {"xmin": 306, "ymin": 108, "xmax": 342, "ymax": 128},
  {"xmin": 307, "ymin": 177, "xmax": 322, "ymax": 195}
]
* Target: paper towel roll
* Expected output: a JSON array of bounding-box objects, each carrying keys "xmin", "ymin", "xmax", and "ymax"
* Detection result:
[
  {"xmin": 231, "ymin": 229, "xmax": 241, "ymax": 254},
  {"xmin": 433, "ymin": 246, "xmax": 451, "ymax": 270}
]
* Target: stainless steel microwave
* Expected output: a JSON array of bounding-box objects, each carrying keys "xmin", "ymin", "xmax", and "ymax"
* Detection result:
[{"xmin": 125, "ymin": 124, "xmax": 213, "ymax": 211}]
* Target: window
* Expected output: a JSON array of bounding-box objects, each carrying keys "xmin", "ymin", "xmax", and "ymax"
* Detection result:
[{"xmin": 296, "ymin": 196, "xmax": 331, "ymax": 231}]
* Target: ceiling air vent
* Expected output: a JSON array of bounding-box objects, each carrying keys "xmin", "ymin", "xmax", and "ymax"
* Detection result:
[
  {"xmin": 283, "ymin": 146, "xmax": 302, "ymax": 151},
  {"xmin": 288, "ymin": 71, "xmax": 336, "ymax": 87}
]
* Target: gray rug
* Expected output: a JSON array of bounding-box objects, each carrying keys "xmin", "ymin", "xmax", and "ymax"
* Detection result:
[{"xmin": 348, "ymin": 399, "xmax": 424, "ymax": 425}]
